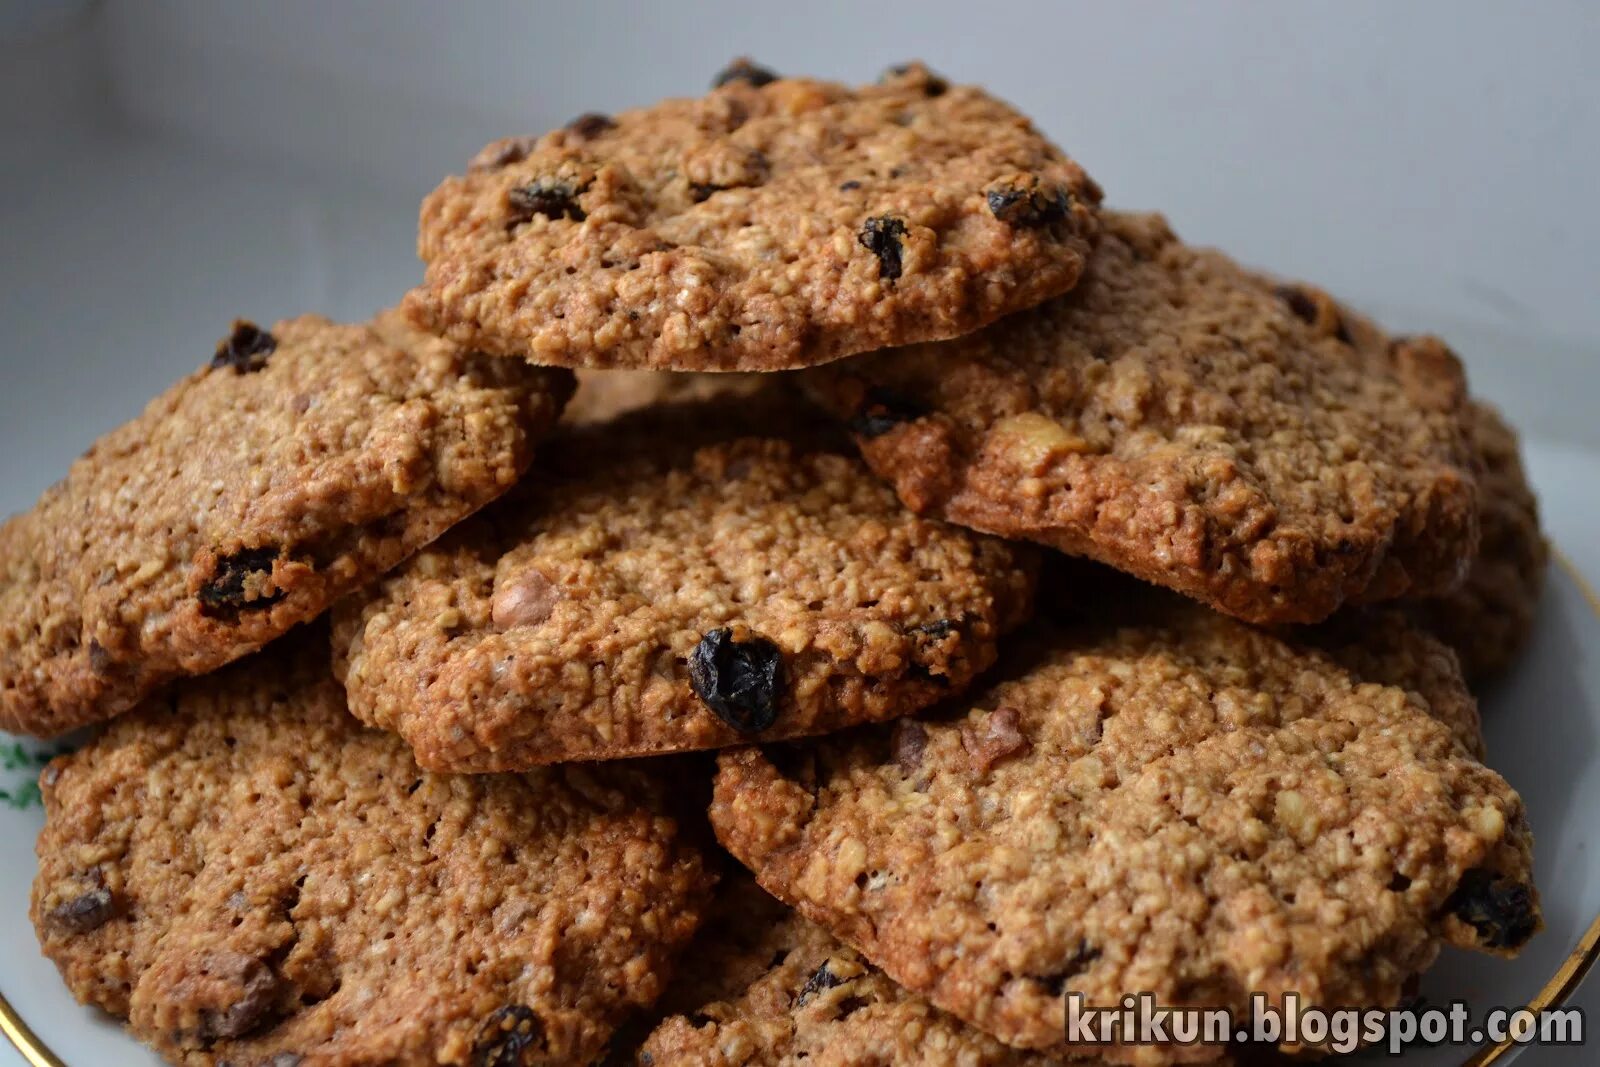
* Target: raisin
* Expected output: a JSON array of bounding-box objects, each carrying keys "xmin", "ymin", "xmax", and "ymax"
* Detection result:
[
  {"xmin": 49, "ymin": 886, "xmax": 116, "ymax": 933},
  {"xmin": 88, "ymin": 639, "xmax": 113, "ymax": 673},
  {"xmin": 908, "ymin": 618, "xmax": 962, "ymax": 682},
  {"xmin": 796, "ymin": 961, "xmax": 844, "ymax": 1006},
  {"xmin": 197, "ymin": 547, "xmax": 284, "ymax": 618},
  {"xmin": 470, "ymin": 136, "xmax": 538, "ymax": 172},
  {"xmin": 1445, "ymin": 868, "xmax": 1538, "ymax": 950},
  {"xmin": 1275, "ymin": 285, "xmax": 1319, "ymax": 325},
  {"xmin": 858, "ymin": 216, "xmax": 908, "ymax": 280},
  {"xmin": 197, "ymin": 955, "xmax": 283, "ymax": 1042},
  {"xmin": 1034, "ymin": 941, "xmax": 1099, "ymax": 996},
  {"xmin": 1277, "ymin": 284, "xmax": 1352, "ymax": 343},
  {"xmin": 566, "ymin": 112, "xmax": 615, "ymax": 139},
  {"xmin": 689, "ymin": 628, "xmax": 783, "ymax": 733},
  {"xmin": 474, "ymin": 1005, "xmax": 545, "ymax": 1066},
  {"xmin": 838, "ymin": 180, "xmax": 862, "ymax": 191},
  {"xmin": 849, "ymin": 386, "xmax": 927, "ymax": 439},
  {"xmin": 689, "ymin": 173, "xmax": 768, "ymax": 203},
  {"xmin": 211, "ymin": 321, "xmax": 277, "ymax": 374},
  {"xmin": 986, "ymin": 182, "xmax": 1072, "ymax": 228},
  {"xmin": 890, "ymin": 719, "xmax": 928, "ymax": 774},
  {"xmin": 507, "ymin": 178, "xmax": 587, "ymax": 224},
  {"xmin": 883, "ymin": 62, "xmax": 948, "ymax": 97},
  {"xmin": 712, "ymin": 58, "xmax": 778, "ymax": 89},
  {"xmin": 690, "ymin": 174, "xmax": 766, "ymax": 202}
]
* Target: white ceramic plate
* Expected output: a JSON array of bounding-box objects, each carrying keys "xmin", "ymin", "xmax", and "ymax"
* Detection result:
[{"xmin": 1, "ymin": 478, "xmax": 1597, "ymax": 1067}]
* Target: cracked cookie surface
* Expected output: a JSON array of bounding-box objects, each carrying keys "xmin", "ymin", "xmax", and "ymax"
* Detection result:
[
  {"xmin": 802, "ymin": 211, "xmax": 1479, "ymax": 624},
  {"xmin": 333, "ymin": 394, "xmax": 1036, "ymax": 771},
  {"xmin": 408, "ymin": 61, "xmax": 1100, "ymax": 372},
  {"xmin": 0, "ymin": 309, "xmax": 572, "ymax": 737},
  {"xmin": 711, "ymin": 595, "xmax": 1537, "ymax": 1064},
  {"xmin": 31, "ymin": 635, "xmax": 712, "ymax": 1067}
]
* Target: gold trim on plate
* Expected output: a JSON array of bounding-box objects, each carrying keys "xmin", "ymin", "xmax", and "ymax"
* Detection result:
[
  {"xmin": 1464, "ymin": 552, "xmax": 1600, "ymax": 1066},
  {"xmin": 2, "ymin": 553, "xmax": 1598, "ymax": 1066},
  {"xmin": 0, "ymin": 995, "xmax": 63, "ymax": 1067}
]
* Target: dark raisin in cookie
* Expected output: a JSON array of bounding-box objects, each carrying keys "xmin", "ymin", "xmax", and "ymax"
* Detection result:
[
  {"xmin": 408, "ymin": 62, "xmax": 1100, "ymax": 371},
  {"xmin": 31, "ymin": 635, "xmax": 712, "ymax": 1066},
  {"xmin": 0, "ymin": 309, "xmax": 572, "ymax": 737},
  {"xmin": 333, "ymin": 389, "xmax": 1036, "ymax": 770},
  {"xmin": 712, "ymin": 593, "xmax": 1537, "ymax": 1062},
  {"xmin": 801, "ymin": 211, "xmax": 1480, "ymax": 625}
]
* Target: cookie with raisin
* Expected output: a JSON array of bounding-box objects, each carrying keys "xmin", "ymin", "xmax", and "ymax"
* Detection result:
[
  {"xmin": 408, "ymin": 61, "xmax": 1100, "ymax": 372},
  {"xmin": 801, "ymin": 211, "xmax": 1479, "ymax": 625},
  {"xmin": 333, "ymin": 391, "xmax": 1035, "ymax": 770},
  {"xmin": 32, "ymin": 634, "xmax": 712, "ymax": 1066},
  {"xmin": 0, "ymin": 309, "xmax": 572, "ymax": 736},
  {"xmin": 641, "ymin": 872, "xmax": 1086, "ymax": 1066},
  {"xmin": 712, "ymin": 593, "xmax": 1537, "ymax": 1063}
]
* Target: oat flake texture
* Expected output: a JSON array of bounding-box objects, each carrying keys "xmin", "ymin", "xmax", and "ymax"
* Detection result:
[
  {"xmin": 333, "ymin": 391, "xmax": 1036, "ymax": 770},
  {"xmin": 802, "ymin": 211, "xmax": 1480, "ymax": 625},
  {"xmin": 0, "ymin": 309, "xmax": 572, "ymax": 737},
  {"xmin": 641, "ymin": 872, "xmax": 1113, "ymax": 1066},
  {"xmin": 31, "ymin": 635, "xmax": 713, "ymax": 1067},
  {"xmin": 712, "ymin": 595, "xmax": 1537, "ymax": 1064},
  {"xmin": 407, "ymin": 62, "xmax": 1100, "ymax": 372},
  {"xmin": 1406, "ymin": 401, "xmax": 1548, "ymax": 681}
]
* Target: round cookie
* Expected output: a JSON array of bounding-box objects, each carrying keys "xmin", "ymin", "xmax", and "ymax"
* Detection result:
[
  {"xmin": 801, "ymin": 211, "xmax": 1480, "ymax": 625},
  {"xmin": 711, "ymin": 599, "xmax": 1537, "ymax": 1064},
  {"xmin": 333, "ymin": 394, "xmax": 1037, "ymax": 771},
  {"xmin": 640, "ymin": 873, "xmax": 1077, "ymax": 1067},
  {"xmin": 1407, "ymin": 401, "xmax": 1547, "ymax": 681},
  {"xmin": 0, "ymin": 309, "xmax": 572, "ymax": 737},
  {"xmin": 407, "ymin": 61, "xmax": 1101, "ymax": 372},
  {"xmin": 31, "ymin": 635, "xmax": 713, "ymax": 1067}
]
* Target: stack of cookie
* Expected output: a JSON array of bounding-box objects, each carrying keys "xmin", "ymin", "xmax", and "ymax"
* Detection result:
[{"xmin": 1, "ymin": 60, "xmax": 1548, "ymax": 1066}]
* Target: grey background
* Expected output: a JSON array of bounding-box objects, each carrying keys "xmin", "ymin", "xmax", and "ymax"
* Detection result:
[
  {"xmin": 2, "ymin": 0, "xmax": 1598, "ymax": 508},
  {"xmin": 0, "ymin": 2, "xmax": 1596, "ymax": 1063}
]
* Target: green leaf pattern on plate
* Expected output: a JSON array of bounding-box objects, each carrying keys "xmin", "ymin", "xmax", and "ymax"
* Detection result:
[{"xmin": 0, "ymin": 739, "xmax": 71, "ymax": 810}]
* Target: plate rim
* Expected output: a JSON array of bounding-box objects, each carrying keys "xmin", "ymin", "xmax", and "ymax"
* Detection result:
[{"xmin": 4, "ymin": 553, "xmax": 1598, "ymax": 1067}]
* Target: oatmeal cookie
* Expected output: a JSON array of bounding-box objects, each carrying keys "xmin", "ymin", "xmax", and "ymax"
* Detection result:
[
  {"xmin": 0, "ymin": 309, "xmax": 571, "ymax": 737},
  {"xmin": 802, "ymin": 211, "xmax": 1479, "ymax": 624},
  {"xmin": 408, "ymin": 61, "xmax": 1100, "ymax": 371},
  {"xmin": 1407, "ymin": 402, "xmax": 1547, "ymax": 680},
  {"xmin": 641, "ymin": 873, "xmax": 1074, "ymax": 1066},
  {"xmin": 712, "ymin": 599, "xmax": 1537, "ymax": 1063},
  {"xmin": 333, "ymin": 394, "xmax": 1036, "ymax": 770},
  {"xmin": 31, "ymin": 635, "xmax": 712, "ymax": 1066}
]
